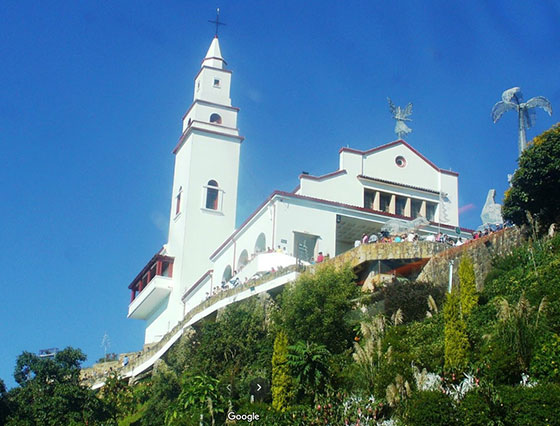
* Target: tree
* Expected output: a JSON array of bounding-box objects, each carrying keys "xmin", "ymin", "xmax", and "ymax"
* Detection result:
[
  {"xmin": 277, "ymin": 264, "xmax": 358, "ymax": 354},
  {"xmin": 182, "ymin": 298, "xmax": 273, "ymax": 394},
  {"xmin": 271, "ymin": 331, "xmax": 293, "ymax": 412},
  {"xmin": 165, "ymin": 373, "xmax": 223, "ymax": 426},
  {"xmin": 6, "ymin": 347, "xmax": 113, "ymax": 425},
  {"xmin": 287, "ymin": 341, "xmax": 331, "ymax": 400},
  {"xmin": 141, "ymin": 362, "xmax": 181, "ymax": 426},
  {"xmin": 458, "ymin": 256, "xmax": 478, "ymax": 316},
  {"xmin": 100, "ymin": 371, "xmax": 135, "ymax": 421},
  {"xmin": 444, "ymin": 290, "xmax": 470, "ymax": 372},
  {"xmin": 503, "ymin": 124, "xmax": 560, "ymax": 230},
  {"xmin": 0, "ymin": 378, "xmax": 9, "ymax": 425}
]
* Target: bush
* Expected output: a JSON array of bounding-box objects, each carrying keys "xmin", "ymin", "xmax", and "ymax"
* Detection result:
[
  {"xmin": 530, "ymin": 332, "xmax": 560, "ymax": 383},
  {"xmin": 271, "ymin": 331, "xmax": 293, "ymax": 411},
  {"xmin": 400, "ymin": 314, "xmax": 445, "ymax": 373},
  {"xmin": 457, "ymin": 390, "xmax": 494, "ymax": 426},
  {"xmin": 458, "ymin": 256, "xmax": 478, "ymax": 316},
  {"xmin": 277, "ymin": 264, "xmax": 358, "ymax": 354},
  {"xmin": 497, "ymin": 384, "xmax": 560, "ymax": 425},
  {"xmin": 503, "ymin": 124, "xmax": 560, "ymax": 231},
  {"xmin": 401, "ymin": 391, "xmax": 458, "ymax": 426},
  {"xmin": 383, "ymin": 280, "xmax": 445, "ymax": 323},
  {"xmin": 444, "ymin": 290, "xmax": 469, "ymax": 372}
]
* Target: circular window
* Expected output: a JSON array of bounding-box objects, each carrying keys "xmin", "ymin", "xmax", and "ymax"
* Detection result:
[{"xmin": 395, "ymin": 156, "xmax": 407, "ymax": 168}]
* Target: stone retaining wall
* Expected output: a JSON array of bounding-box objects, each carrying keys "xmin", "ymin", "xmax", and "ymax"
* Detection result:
[
  {"xmin": 329, "ymin": 240, "xmax": 448, "ymax": 270},
  {"xmin": 416, "ymin": 227, "xmax": 523, "ymax": 290}
]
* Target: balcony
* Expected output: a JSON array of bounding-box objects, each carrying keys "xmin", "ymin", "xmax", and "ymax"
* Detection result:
[{"xmin": 127, "ymin": 254, "xmax": 174, "ymax": 320}]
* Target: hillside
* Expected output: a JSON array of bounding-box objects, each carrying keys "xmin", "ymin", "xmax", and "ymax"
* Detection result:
[
  {"xmin": 3, "ymin": 229, "xmax": 560, "ymax": 424},
  {"xmin": 116, "ymin": 230, "xmax": 560, "ymax": 425}
]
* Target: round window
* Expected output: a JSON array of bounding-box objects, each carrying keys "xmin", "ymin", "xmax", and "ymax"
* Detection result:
[{"xmin": 395, "ymin": 156, "xmax": 407, "ymax": 168}]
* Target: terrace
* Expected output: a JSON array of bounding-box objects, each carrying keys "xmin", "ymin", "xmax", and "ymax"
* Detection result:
[{"xmin": 127, "ymin": 254, "xmax": 174, "ymax": 320}]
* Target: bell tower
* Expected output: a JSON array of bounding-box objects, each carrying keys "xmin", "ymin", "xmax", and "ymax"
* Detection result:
[
  {"xmin": 144, "ymin": 35, "xmax": 243, "ymax": 343},
  {"xmin": 170, "ymin": 34, "xmax": 243, "ymax": 294}
]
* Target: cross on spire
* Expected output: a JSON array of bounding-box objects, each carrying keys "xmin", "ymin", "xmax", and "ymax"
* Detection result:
[{"xmin": 208, "ymin": 8, "xmax": 226, "ymax": 37}]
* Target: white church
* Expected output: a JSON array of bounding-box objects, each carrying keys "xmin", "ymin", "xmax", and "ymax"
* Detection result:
[{"xmin": 127, "ymin": 36, "xmax": 470, "ymax": 345}]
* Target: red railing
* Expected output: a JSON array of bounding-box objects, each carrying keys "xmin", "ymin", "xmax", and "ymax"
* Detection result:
[{"xmin": 128, "ymin": 254, "xmax": 174, "ymax": 302}]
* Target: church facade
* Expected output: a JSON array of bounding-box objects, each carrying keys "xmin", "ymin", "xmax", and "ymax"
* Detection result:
[{"xmin": 127, "ymin": 36, "xmax": 470, "ymax": 345}]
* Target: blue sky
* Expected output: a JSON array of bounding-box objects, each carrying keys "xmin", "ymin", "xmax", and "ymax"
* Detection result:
[{"xmin": 1, "ymin": 1, "xmax": 559, "ymax": 387}]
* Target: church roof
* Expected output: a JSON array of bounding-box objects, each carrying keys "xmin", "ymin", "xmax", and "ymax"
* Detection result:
[
  {"xmin": 202, "ymin": 36, "xmax": 226, "ymax": 68},
  {"xmin": 340, "ymin": 139, "xmax": 459, "ymax": 177}
]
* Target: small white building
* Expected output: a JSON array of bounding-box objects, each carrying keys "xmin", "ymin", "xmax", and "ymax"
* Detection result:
[{"xmin": 127, "ymin": 36, "xmax": 471, "ymax": 345}]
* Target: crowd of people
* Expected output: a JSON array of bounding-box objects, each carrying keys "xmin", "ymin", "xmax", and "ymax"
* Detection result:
[
  {"xmin": 202, "ymin": 221, "xmax": 517, "ymax": 302},
  {"xmin": 204, "ymin": 266, "xmax": 286, "ymax": 301},
  {"xmin": 351, "ymin": 220, "xmax": 515, "ymax": 250}
]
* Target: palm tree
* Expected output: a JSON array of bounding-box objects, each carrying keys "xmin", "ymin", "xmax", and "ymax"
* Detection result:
[{"xmin": 492, "ymin": 87, "xmax": 552, "ymax": 156}]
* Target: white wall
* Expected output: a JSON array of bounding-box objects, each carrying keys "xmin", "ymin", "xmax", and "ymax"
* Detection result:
[
  {"xmin": 299, "ymin": 172, "xmax": 361, "ymax": 207},
  {"xmin": 183, "ymin": 102, "xmax": 238, "ymax": 131},
  {"xmin": 297, "ymin": 142, "xmax": 460, "ymax": 227},
  {"xmin": 211, "ymin": 202, "xmax": 274, "ymax": 285},
  {"xmin": 273, "ymin": 197, "xmax": 337, "ymax": 259}
]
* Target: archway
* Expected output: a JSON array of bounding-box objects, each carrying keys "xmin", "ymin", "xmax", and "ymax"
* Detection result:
[
  {"xmin": 238, "ymin": 249, "xmax": 249, "ymax": 269},
  {"xmin": 222, "ymin": 265, "xmax": 232, "ymax": 283},
  {"xmin": 254, "ymin": 233, "xmax": 266, "ymax": 254}
]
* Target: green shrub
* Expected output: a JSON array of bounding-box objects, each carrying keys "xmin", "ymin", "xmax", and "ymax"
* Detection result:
[
  {"xmin": 444, "ymin": 290, "xmax": 469, "ymax": 372},
  {"xmin": 271, "ymin": 331, "xmax": 293, "ymax": 411},
  {"xmin": 400, "ymin": 314, "xmax": 445, "ymax": 373},
  {"xmin": 277, "ymin": 264, "xmax": 358, "ymax": 354},
  {"xmin": 401, "ymin": 391, "xmax": 458, "ymax": 426},
  {"xmin": 457, "ymin": 390, "xmax": 494, "ymax": 426},
  {"xmin": 383, "ymin": 280, "xmax": 445, "ymax": 323},
  {"xmin": 530, "ymin": 332, "xmax": 560, "ymax": 382},
  {"xmin": 497, "ymin": 384, "xmax": 560, "ymax": 425},
  {"xmin": 458, "ymin": 256, "xmax": 478, "ymax": 316}
]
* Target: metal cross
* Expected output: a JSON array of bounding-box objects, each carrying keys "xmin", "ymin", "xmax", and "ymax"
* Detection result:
[{"xmin": 208, "ymin": 8, "xmax": 226, "ymax": 37}]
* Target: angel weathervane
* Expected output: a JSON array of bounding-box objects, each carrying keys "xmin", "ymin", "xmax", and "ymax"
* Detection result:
[{"xmin": 388, "ymin": 98, "xmax": 413, "ymax": 140}]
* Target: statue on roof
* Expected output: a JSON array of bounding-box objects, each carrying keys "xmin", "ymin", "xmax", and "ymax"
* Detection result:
[{"xmin": 388, "ymin": 97, "xmax": 413, "ymax": 140}]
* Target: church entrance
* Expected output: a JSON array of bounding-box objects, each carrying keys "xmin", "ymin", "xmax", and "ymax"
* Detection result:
[{"xmin": 293, "ymin": 231, "xmax": 319, "ymax": 263}]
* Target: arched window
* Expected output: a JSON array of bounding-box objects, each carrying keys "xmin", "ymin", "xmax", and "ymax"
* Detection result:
[
  {"xmin": 222, "ymin": 265, "xmax": 232, "ymax": 283},
  {"xmin": 238, "ymin": 250, "xmax": 249, "ymax": 270},
  {"xmin": 254, "ymin": 233, "xmax": 266, "ymax": 254},
  {"xmin": 205, "ymin": 180, "xmax": 219, "ymax": 210},
  {"xmin": 210, "ymin": 113, "xmax": 222, "ymax": 124}
]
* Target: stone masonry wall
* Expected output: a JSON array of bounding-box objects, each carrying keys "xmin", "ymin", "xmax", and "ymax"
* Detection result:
[
  {"xmin": 329, "ymin": 241, "xmax": 448, "ymax": 270},
  {"xmin": 416, "ymin": 227, "xmax": 523, "ymax": 290}
]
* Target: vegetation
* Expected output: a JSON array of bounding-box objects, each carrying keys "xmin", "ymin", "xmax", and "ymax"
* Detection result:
[
  {"xmin": 444, "ymin": 289, "xmax": 470, "ymax": 372},
  {"xmin": 3, "ymin": 230, "xmax": 560, "ymax": 424},
  {"xmin": 275, "ymin": 264, "xmax": 358, "ymax": 354},
  {"xmin": 4, "ymin": 347, "xmax": 113, "ymax": 425},
  {"xmin": 503, "ymin": 123, "xmax": 560, "ymax": 231},
  {"xmin": 271, "ymin": 331, "xmax": 292, "ymax": 411},
  {"xmin": 458, "ymin": 255, "xmax": 478, "ymax": 316}
]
